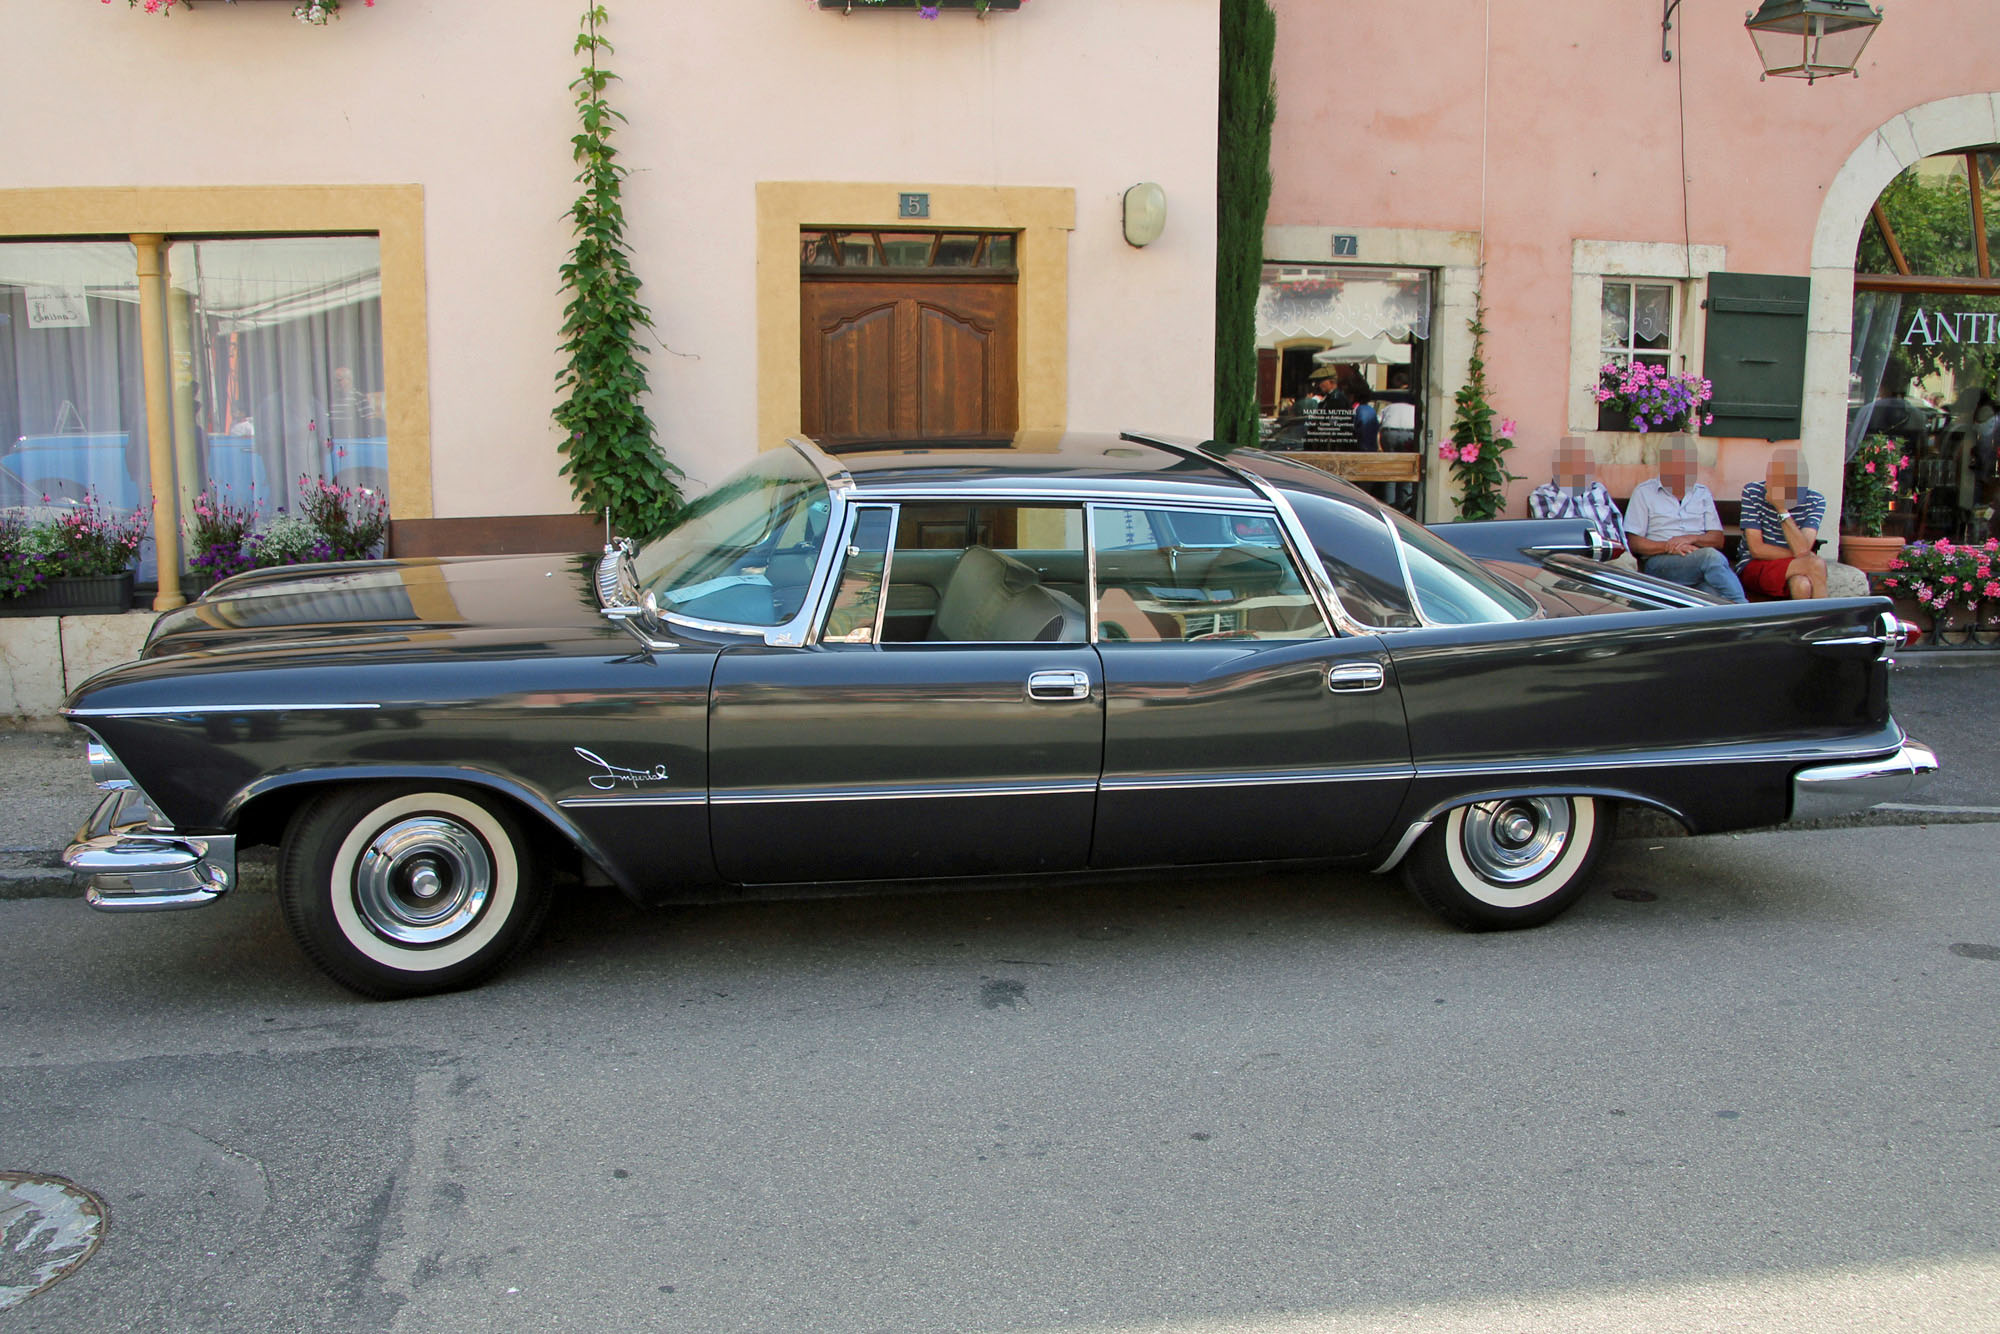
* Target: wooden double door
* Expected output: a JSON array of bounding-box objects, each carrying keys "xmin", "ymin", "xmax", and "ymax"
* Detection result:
[{"xmin": 801, "ymin": 276, "xmax": 1018, "ymax": 441}]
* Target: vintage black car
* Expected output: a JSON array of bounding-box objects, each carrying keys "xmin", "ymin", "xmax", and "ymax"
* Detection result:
[{"xmin": 63, "ymin": 433, "xmax": 1936, "ymax": 996}]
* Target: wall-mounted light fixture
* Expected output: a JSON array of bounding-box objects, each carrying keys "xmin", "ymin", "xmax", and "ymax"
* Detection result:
[
  {"xmin": 1123, "ymin": 183, "xmax": 1167, "ymax": 248},
  {"xmin": 1743, "ymin": 0, "xmax": 1884, "ymax": 83}
]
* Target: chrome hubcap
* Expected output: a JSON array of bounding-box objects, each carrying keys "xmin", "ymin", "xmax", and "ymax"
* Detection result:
[
  {"xmin": 1461, "ymin": 798, "xmax": 1573, "ymax": 884},
  {"xmin": 353, "ymin": 816, "xmax": 492, "ymax": 946}
]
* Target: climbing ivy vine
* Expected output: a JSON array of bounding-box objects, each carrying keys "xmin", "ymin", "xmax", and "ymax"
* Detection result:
[{"xmin": 554, "ymin": 4, "xmax": 683, "ymax": 540}]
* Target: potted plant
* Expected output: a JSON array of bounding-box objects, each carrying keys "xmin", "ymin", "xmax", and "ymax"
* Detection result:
[
  {"xmin": 0, "ymin": 492, "xmax": 148, "ymax": 617},
  {"xmin": 184, "ymin": 485, "xmax": 261, "ymax": 595},
  {"xmin": 1840, "ymin": 433, "xmax": 1910, "ymax": 573},
  {"xmin": 1595, "ymin": 361, "xmax": 1715, "ymax": 435},
  {"xmin": 120, "ymin": 0, "xmax": 374, "ymax": 24},
  {"xmin": 1882, "ymin": 537, "xmax": 2000, "ymax": 645}
]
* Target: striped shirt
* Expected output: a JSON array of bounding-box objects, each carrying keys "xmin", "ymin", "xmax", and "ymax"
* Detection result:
[
  {"xmin": 1529, "ymin": 480, "xmax": 1628, "ymax": 552},
  {"xmin": 1737, "ymin": 481, "xmax": 1826, "ymax": 568}
]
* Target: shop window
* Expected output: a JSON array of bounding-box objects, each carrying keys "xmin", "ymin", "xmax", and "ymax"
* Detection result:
[
  {"xmin": 0, "ymin": 236, "xmax": 385, "ymax": 533},
  {"xmin": 1251, "ymin": 263, "xmax": 1430, "ymax": 454}
]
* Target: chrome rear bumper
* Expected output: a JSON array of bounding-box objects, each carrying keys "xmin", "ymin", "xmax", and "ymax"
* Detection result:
[
  {"xmin": 1791, "ymin": 741, "xmax": 1939, "ymax": 822},
  {"xmin": 64, "ymin": 790, "xmax": 235, "ymax": 912}
]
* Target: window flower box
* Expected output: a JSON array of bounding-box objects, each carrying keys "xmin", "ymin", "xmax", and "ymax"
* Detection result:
[
  {"xmin": 0, "ymin": 572, "xmax": 135, "ymax": 618},
  {"xmin": 817, "ymin": 0, "xmax": 1022, "ymax": 12}
]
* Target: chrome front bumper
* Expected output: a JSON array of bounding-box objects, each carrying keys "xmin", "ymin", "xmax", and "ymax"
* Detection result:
[
  {"xmin": 63, "ymin": 790, "xmax": 235, "ymax": 912},
  {"xmin": 1791, "ymin": 741, "xmax": 1939, "ymax": 822}
]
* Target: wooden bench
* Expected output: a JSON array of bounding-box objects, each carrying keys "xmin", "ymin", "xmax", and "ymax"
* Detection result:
[{"xmin": 1286, "ymin": 451, "xmax": 1425, "ymax": 483}]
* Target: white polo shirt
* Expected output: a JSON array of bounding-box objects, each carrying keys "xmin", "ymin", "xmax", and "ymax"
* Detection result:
[{"xmin": 1626, "ymin": 477, "xmax": 1723, "ymax": 543}]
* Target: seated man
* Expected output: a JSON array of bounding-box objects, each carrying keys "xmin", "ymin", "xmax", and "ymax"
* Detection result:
[
  {"xmin": 1530, "ymin": 435, "xmax": 1630, "ymax": 563},
  {"xmin": 1625, "ymin": 440, "xmax": 1747, "ymax": 602},
  {"xmin": 1738, "ymin": 447, "xmax": 1828, "ymax": 600}
]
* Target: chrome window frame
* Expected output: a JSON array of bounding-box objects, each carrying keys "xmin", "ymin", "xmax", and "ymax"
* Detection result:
[
  {"xmin": 810, "ymin": 501, "xmax": 900, "ymax": 647},
  {"xmin": 1083, "ymin": 499, "xmax": 1332, "ymax": 644}
]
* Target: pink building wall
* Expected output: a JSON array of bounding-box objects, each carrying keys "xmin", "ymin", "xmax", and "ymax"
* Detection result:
[{"xmin": 1270, "ymin": 0, "xmax": 2000, "ymax": 519}]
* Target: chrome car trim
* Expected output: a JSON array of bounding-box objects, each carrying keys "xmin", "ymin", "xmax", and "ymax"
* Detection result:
[
  {"xmin": 1370, "ymin": 820, "xmax": 1433, "ymax": 874},
  {"xmin": 1791, "ymin": 741, "xmax": 1938, "ymax": 821},
  {"xmin": 1416, "ymin": 735, "xmax": 1914, "ymax": 779},
  {"xmin": 65, "ymin": 825, "xmax": 236, "ymax": 913},
  {"xmin": 1083, "ymin": 504, "xmax": 1103, "ymax": 645},
  {"xmin": 65, "ymin": 702, "xmax": 381, "ymax": 718},
  {"xmin": 846, "ymin": 482, "xmax": 1270, "ymax": 510},
  {"xmin": 1101, "ymin": 763, "xmax": 1416, "ymax": 792},
  {"xmin": 1539, "ymin": 554, "xmax": 1721, "ymax": 609},
  {"xmin": 786, "ymin": 435, "xmax": 855, "ymax": 491},
  {"xmin": 711, "ymin": 778, "xmax": 1098, "ymax": 806},
  {"xmin": 557, "ymin": 793, "xmax": 707, "ymax": 809},
  {"xmin": 85, "ymin": 739, "xmax": 133, "ymax": 790}
]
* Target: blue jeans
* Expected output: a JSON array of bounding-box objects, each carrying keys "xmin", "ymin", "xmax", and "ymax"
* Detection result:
[{"xmin": 1642, "ymin": 548, "xmax": 1747, "ymax": 603}]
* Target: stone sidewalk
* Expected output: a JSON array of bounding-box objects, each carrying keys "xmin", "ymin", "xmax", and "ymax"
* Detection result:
[{"xmin": 5, "ymin": 648, "xmax": 1996, "ymax": 901}]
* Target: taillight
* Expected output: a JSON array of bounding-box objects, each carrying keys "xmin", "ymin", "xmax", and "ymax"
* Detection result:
[{"xmin": 1900, "ymin": 618, "xmax": 1922, "ymax": 649}]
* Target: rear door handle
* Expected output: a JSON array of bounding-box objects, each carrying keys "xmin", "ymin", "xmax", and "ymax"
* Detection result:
[
  {"xmin": 1027, "ymin": 669, "xmax": 1092, "ymax": 701},
  {"xmin": 1328, "ymin": 662, "xmax": 1385, "ymax": 693}
]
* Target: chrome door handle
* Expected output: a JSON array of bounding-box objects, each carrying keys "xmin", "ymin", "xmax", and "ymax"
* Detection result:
[
  {"xmin": 1328, "ymin": 662, "xmax": 1385, "ymax": 693},
  {"xmin": 1026, "ymin": 669, "xmax": 1092, "ymax": 701}
]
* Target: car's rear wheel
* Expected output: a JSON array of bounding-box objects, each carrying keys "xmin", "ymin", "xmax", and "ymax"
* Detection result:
[
  {"xmin": 1402, "ymin": 795, "xmax": 1608, "ymax": 931},
  {"xmin": 278, "ymin": 784, "xmax": 550, "ymax": 998}
]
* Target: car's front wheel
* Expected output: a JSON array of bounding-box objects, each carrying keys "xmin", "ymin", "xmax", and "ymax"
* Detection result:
[
  {"xmin": 1402, "ymin": 795, "xmax": 1608, "ymax": 931},
  {"xmin": 278, "ymin": 784, "xmax": 551, "ymax": 998}
]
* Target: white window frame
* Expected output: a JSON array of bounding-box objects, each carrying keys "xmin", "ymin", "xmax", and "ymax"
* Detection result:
[{"xmin": 1568, "ymin": 240, "xmax": 1725, "ymax": 436}]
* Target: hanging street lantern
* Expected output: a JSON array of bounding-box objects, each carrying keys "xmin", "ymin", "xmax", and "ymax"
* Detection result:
[{"xmin": 1744, "ymin": 0, "xmax": 1884, "ymax": 83}]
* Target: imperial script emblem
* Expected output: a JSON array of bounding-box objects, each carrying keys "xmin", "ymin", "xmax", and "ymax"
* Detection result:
[{"xmin": 575, "ymin": 747, "xmax": 671, "ymax": 790}]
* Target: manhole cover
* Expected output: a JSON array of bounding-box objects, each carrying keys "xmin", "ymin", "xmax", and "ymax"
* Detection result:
[{"xmin": 0, "ymin": 1173, "xmax": 106, "ymax": 1310}]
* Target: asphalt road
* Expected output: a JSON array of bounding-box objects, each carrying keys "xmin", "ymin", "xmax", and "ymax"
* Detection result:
[{"xmin": 3, "ymin": 823, "xmax": 1997, "ymax": 1332}]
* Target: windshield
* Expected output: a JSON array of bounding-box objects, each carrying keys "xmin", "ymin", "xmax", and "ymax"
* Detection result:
[
  {"xmin": 631, "ymin": 446, "xmax": 831, "ymax": 628},
  {"xmin": 1382, "ymin": 508, "xmax": 1540, "ymax": 625}
]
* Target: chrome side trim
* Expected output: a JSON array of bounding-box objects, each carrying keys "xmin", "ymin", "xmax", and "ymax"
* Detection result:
[
  {"xmin": 557, "ymin": 793, "xmax": 707, "ymax": 810},
  {"xmin": 65, "ymin": 702, "xmax": 381, "ymax": 718},
  {"xmin": 1413, "ymin": 735, "xmax": 1908, "ymax": 779},
  {"xmin": 1791, "ymin": 740, "xmax": 1938, "ymax": 821},
  {"xmin": 712, "ymin": 779, "xmax": 1097, "ymax": 806},
  {"xmin": 1101, "ymin": 764, "xmax": 1415, "ymax": 792},
  {"xmin": 1371, "ymin": 820, "xmax": 1432, "ymax": 874}
]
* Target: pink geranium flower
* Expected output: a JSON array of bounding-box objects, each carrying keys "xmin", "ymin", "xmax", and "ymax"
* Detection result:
[
  {"xmin": 1438, "ymin": 442, "xmax": 1460, "ymax": 464},
  {"xmin": 1498, "ymin": 418, "xmax": 1517, "ymax": 440},
  {"xmin": 1460, "ymin": 442, "xmax": 1482, "ymax": 463}
]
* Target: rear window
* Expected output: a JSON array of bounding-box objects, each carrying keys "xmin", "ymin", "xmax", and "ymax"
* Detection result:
[{"xmin": 1383, "ymin": 508, "xmax": 1541, "ymax": 625}]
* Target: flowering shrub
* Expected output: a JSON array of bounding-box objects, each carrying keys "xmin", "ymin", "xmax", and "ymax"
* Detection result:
[
  {"xmin": 1843, "ymin": 433, "xmax": 1911, "ymax": 538},
  {"xmin": 1439, "ymin": 301, "xmax": 1518, "ymax": 521},
  {"xmin": 1883, "ymin": 537, "xmax": 2000, "ymax": 619},
  {"xmin": 0, "ymin": 491, "xmax": 148, "ymax": 598},
  {"xmin": 113, "ymin": 0, "xmax": 373, "ymax": 24},
  {"xmin": 294, "ymin": 475, "xmax": 388, "ymax": 561},
  {"xmin": 186, "ymin": 486, "xmax": 261, "ymax": 582},
  {"xmin": 249, "ymin": 516, "xmax": 333, "ymax": 567},
  {"xmin": 48, "ymin": 492, "xmax": 150, "ymax": 577},
  {"xmin": 1596, "ymin": 361, "xmax": 1715, "ymax": 434},
  {"xmin": 0, "ymin": 514, "xmax": 58, "ymax": 600}
]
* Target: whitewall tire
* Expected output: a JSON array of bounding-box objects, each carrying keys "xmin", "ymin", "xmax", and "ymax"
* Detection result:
[
  {"xmin": 279, "ymin": 784, "xmax": 551, "ymax": 998},
  {"xmin": 1402, "ymin": 795, "xmax": 1608, "ymax": 931}
]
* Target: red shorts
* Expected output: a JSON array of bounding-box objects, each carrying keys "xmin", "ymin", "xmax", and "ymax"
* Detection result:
[{"xmin": 1740, "ymin": 557, "xmax": 1802, "ymax": 597}]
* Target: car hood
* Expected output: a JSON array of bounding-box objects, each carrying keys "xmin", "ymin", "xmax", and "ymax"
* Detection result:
[{"xmin": 142, "ymin": 552, "xmax": 620, "ymax": 658}]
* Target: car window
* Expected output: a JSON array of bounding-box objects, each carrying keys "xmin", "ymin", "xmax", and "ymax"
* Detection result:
[
  {"xmin": 633, "ymin": 446, "xmax": 829, "ymax": 628},
  {"xmin": 868, "ymin": 502, "xmax": 1089, "ymax": 643},
  {"xmin": 1091, "ymin": 505, "xmax": 1329, "ymax": 643},
  {"xmin": 1382, "ymin": 508, "xmax": 1541, "ymax": 625},
  {"xmin": 821, "ymin": 506, "xmax": 894, "ymax": 644},
  {"xmin": 1282, "ymin": 490, "xmax": 1420, "ymax": 630}
]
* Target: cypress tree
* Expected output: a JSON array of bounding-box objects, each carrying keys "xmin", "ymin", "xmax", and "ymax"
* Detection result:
[{"xmin": 1214, "ymin": 0, "xmax": 1276, "ymax": 446}]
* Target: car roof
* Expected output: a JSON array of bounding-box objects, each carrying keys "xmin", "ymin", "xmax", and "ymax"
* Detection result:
[{"xmin": 806, "ymin": 430, "xmax": 1387, "ymax": 517}]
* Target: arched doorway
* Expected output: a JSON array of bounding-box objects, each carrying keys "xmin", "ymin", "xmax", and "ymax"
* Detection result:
[{"xmin": 1800, "ymin": 95, "xmax": 2000, "ymax": 556}]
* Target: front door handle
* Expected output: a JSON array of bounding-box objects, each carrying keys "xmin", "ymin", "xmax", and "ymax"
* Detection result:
[
  {"xmin": 1027, "ymin": 668, "xmax": 1092, "ymax": 701},
  {"xmin": 1328, "ymin": 662, "xmax": 1385, "ymax": 693}
]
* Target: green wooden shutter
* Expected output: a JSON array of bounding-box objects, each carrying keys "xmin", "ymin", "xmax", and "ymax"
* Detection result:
[{"xmin": 1700, "ymin": 272, "xmax": 1810, "ymax": 440}]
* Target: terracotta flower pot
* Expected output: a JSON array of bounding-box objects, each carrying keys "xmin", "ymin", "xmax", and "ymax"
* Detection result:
[{"xmin": 1840, "ymin": 533, "xmax": 1906, "ymax": 574}]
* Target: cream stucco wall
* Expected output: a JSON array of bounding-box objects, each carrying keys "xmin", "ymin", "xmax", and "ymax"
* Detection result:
[
  {"xmin": 1268, "ymin": 0, "xmax": 2000, "ymax": 530},
  {"xmin": 1, "ymin": 0, "xmax": 1218, "ymax": 517}
]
